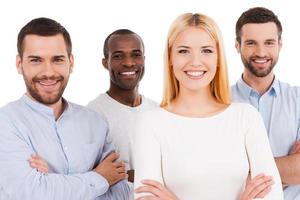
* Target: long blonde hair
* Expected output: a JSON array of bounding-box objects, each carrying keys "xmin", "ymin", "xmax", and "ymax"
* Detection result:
[{"xmin": 161, "ymin": 13, "xmax": 231, "ymax": 107}]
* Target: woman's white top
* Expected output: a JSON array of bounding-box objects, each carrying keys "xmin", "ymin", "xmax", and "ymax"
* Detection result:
[{"xmin": 133, "ymin": 103, "xmax": 283, "ymax": 200}]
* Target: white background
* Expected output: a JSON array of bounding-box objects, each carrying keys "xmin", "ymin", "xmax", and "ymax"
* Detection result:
[{"xmin": 0, "ymin": 0, "xmax": 299, "ymax": 106}]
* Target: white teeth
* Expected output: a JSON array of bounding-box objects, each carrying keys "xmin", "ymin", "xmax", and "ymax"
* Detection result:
[
  {"xmin": 39, "ymin": 81, "xmax": 57, "ymax": 86},
  {"xmin": 186, "ymin": 71, "xmax": 204, "ymax": 77},
  {"xmin": 120, "ymin": 71, "xmax": 136, "ymax": 75},
  {"xmin": 253, "ymin": 59, "xmax": 268, "ymax": 63}
]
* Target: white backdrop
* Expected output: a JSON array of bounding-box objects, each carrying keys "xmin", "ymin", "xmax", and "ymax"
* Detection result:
[{"xmin": 1, "ymin": 0, "xmax": 299, "ymax": 107}]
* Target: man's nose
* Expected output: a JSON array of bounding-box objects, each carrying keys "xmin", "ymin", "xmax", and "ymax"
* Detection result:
[{"xmin": 122, "ymin": 56, "xmax": 135, "ymax": 67}]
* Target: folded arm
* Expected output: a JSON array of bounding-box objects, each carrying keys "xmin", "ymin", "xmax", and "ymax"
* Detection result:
[
  {"xmin": 0, "ymin": 113, "xmax": 130, "ymax": 200},
  {"xmin": 245, "ymin": 108, "xmax": 284, "ymax": 199},
  {"xmin": 275, "ymin": 140, "xmax": 300, "ymax": 185}
]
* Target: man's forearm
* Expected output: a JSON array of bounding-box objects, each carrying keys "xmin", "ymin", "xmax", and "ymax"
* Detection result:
[
  {"xmin": 275, "ymin": 153, "xmax": 300, "ymax": 184},
  {"xmin": 0, "ymin": 170, "xmax": 109, "ymax": 200}
]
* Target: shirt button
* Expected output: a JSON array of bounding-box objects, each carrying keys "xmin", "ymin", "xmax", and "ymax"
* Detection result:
[
  {"xmin": 64, "ymin": 146, "xmax": 68, "ymax": 150},
  {"xmin": 89, "ymin": 183, "xmax": 95, "ymax": 187}
]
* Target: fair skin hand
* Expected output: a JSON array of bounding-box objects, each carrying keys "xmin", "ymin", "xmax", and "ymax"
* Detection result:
[
  {"xmin": 135, "ymin": 180, "xmax": 178, "ymax": 200},
  {"xmin": 28, "ymin": 154, "xmax": 49, "ymax": 173},
  {"xmin": 29, "ymin": 152, "xmax": 127, "ymax": 186},
  {"xmin": 240, "ymin": 173, "xmax": 273, "ymax": 200},
  {"xmin": 135, "ymin": 174, "xmax": 273, "ymax": 200}
]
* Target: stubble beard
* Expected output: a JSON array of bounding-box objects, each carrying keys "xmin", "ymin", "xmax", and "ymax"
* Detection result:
[{"xmin": 23, "ymin": 75, "xmax": 68, "ymax": 105}]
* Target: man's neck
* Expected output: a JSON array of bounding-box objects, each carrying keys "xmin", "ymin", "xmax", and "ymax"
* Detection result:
[
  {"xmin": 242, "ymin": 72, "xmax": 275, "ymax": 95},
  {"xmin": 107, "ymin": 87, "xmax": 141, "ymax": 107},
  {"xmin": 25, "ymin": 93, "xmax": 64, "ymax": 120},
  {"xmin": 50, "ymin": 99, "xmax": 65, "ymax": 120}
]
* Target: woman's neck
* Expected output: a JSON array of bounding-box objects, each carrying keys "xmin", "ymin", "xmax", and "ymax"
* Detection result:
[{"xmin": 164, "ymin": 86, "xmax": 228, "ymax": 117}]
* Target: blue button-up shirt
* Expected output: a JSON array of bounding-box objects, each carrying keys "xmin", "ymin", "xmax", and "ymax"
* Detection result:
[
  {"xmin": 0, "ymin": 95, "xmax": 130, "ymax": 200},
  {"xmin": 232, "ymin": 78, "xmax": 300, "ymax": 200}
]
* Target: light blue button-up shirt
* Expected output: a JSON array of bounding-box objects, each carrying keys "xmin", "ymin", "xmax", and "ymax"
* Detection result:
[
  {"xmin": 232, "ymin": 77, "xmax": 300, "ymax": 200},
  {"xmin": 0, "ymin": 95, "xmax": 130, "ymax": 200}
]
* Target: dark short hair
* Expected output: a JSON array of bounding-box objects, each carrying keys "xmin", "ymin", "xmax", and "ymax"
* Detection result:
[
  {"xmin": 17, "ymin": 17, "xmax": 72, "ymax": 58},
  {"xmin": 236, "ymin": 7, "xmax": 282, "ymax": 43},
  {"xmin": 103, "ymin": 29, "xmax": 144, "ymax": 58}
]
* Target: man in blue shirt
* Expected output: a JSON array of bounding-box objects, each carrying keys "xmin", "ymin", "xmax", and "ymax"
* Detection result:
[
  {"xmin": 0, "ymin": 17, "xmax": 130, "ymax": 199},
  {"xmin": 232, "ymin": 7, "xmax": 300, "ymax": 199}
]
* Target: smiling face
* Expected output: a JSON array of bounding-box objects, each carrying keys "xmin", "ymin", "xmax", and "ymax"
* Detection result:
[
  {"xmin": 171, "ymin": 27, "xmax": 218, "ymax": 92},
  {"xmin": 236, "ymin": 22, "xmax": 281, "ymax": 78},
  {"xmin": 103, "ymin": 33, "xmax": 145, "ymax": 91},
  {"xmin": 16, "ymin": 34, "xmax": 73, "ymax": 105}
]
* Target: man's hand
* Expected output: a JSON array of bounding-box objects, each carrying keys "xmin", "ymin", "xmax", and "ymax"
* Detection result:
[
  {"xmin": 135, "ymin": 179, "xmax": 178, "ymax": 200},
  {"xmin": 28, "ymin": 154, "xmax": 49, "ymax": 173},
  {"xmin": 239, "ymin": 173, "xmax": 273, "ymax": 200},
  {"xmin": 289, "ymin": 140, "xmax": 300, "ymax": 155},
  {"xmin": 94, "ymin": 152, "xmax": 127, "ymax": 186}
]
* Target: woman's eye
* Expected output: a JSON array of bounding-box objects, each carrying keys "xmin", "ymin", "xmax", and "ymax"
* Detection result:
[
  {"xmin": 202, "ymin": 49, "xmax": 213, "ymax": 53},
  {"xmin": 178, "ymin": 49, "xmax": 189, "ymax": 54}
]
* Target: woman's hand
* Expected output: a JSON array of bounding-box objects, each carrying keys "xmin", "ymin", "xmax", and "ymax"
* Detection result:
[
  {"xmin": 240, "ymin": 173, "xmax": 273, "ymax": 200},
  {"xmin": 28, "ymin": 154, "xmax": 49, "ymax": 173},
  {"xmin": 135, "ymin": 179, "xmax": 177, "ymax": 200}
]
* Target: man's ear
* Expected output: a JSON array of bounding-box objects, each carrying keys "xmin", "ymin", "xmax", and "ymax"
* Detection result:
[
  {"xmin": 102, "ymin": 58, "xmax": 108, "ymax": 70},
  {"xmin": 69, "ymin": 54, "xmax": 74, "ymax": 73},
  {"xmin": 16, "ymin": 55, "xmax": 23, "ymax": 74},
  {"xmin": 235, "ymin": 40, "xmax": 241, "ymax": 53}
]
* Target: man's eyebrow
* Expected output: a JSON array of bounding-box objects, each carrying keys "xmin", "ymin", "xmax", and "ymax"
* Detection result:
[
  {"xmin": 53, "ymin": 55, "xmax": 66, "ymax": 58},
  {"xmin": 27, "ymin": 55, "xmax": 41, "ymax": 59},
  {"xmin": 132, "ymin": 49, "xmax": 143, "ymax": 53},
  {"xmin": 111, "ymin": 51, "xmax": 124, "ymax": 54},
  {"xmin": 265, "ymin": 39, "xmax": 277, "ymax": 42},
  {"xmin": 244, "ymin": 39, "xmax": 255, "ymax": 43}
]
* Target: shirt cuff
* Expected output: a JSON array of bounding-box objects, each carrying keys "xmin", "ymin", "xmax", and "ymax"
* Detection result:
[{"xmin": 83, "ymin": 171, "xmax": 109, "ymax": 196}]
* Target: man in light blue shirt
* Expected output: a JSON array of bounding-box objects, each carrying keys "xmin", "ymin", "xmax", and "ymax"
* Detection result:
[
  {"xmin": 232, "ymin": 7, "xmax": 300, "ymax": 199},
  {"xmin": 0, "ymin": 17, "xmax": 129, "ymax": 200}
]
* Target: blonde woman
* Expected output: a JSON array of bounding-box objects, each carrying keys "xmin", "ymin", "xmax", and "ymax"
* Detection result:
[{"xmin": 133, "ymin": 13, "xmax": 283, "ymax": 200}]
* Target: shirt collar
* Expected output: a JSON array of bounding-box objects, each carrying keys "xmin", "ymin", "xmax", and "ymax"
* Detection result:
[
  {"xmin": 104, "ymin": 92, "xmax": 145, "ymax": 110},
  {"xmin": 21, "ymin": 94, "xmax": 71, "ymax": 119},
  {"xmin": 272, "ymin": 79, "xmax": 280, "ymax": 96},
  {"xmin": 237, "ymin": 75, "xmax": 280, "ymax": 98}
]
